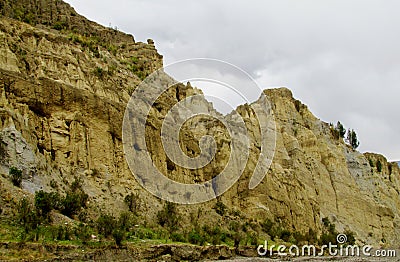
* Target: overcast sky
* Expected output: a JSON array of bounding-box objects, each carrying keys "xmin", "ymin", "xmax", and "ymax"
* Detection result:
[{"xmin": 65, "ymin": 0, "xmax": 399, "ymax": 161}]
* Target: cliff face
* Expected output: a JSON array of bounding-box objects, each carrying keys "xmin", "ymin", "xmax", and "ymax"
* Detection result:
[
  {"xmin": 253, "ymin": 90, "xmax": 400, "ymax": 246},
  {"xmin": 0, "ymin": 0, "xmax": 136, "ymax": 43},
  {"xmin": 0, "ymin": 1, "xmax": 399, "ymax": 248}
]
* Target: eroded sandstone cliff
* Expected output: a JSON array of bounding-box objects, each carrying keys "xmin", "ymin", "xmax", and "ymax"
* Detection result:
[{"xmin": 0, "ymin": 0, "xmax": 399, "ymax": 249}]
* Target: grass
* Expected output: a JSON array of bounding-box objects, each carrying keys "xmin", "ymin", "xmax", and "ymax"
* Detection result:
[
  {"xmin": 0, "ymin": 220, "xmax": 24, "ymax": 242},
  {"xmin": 0, "ymin": 209, "xmax": 294, "ymax": 261},
  {"xmin": 0, "ymin": 219, "xmax": 286, "ymax": 261}
]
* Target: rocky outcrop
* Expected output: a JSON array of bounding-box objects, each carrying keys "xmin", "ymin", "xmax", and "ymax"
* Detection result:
[
  {"xmin": 238, "ymin": 89, "xmax": 400, "ymax": 246},
  {"xmin": 0, "ymin": 0, "xmax": 136, "ymax": 44},
  {"xmin": 0, "ymin": 0, "xmax": 399, "ymax": 249}
]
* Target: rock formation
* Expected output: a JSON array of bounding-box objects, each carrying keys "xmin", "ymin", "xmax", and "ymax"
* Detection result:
[{"xmin": 0, "ymin": 0, "xmax": 399, "ymax": 250}]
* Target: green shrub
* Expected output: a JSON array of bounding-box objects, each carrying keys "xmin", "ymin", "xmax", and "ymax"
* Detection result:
[
  {"xmin": 17, "ymin": 198, "xmax": 41, "ymax": 233},
  {"xmin": 377, "ymin": 160, "xmax": 382, "ymax": 173},
  {"xmin": 126, "ymin": 57, "xmax": 148, "ymax": 80},
  {"xmin": 305, "ymin": 228, "xmax": 317, "ymax": 244},
  {"xmin": 28, "ymin": 179, "xmax": 87, "ymax": 220},
  {"xmin": 55, "ymin": 225, "xmax": 71, "ymax": 241},
  {"xmin": 344, "ymin": 229, "xmax": 356, "ymax": 245},
  {"xmin": 269, "ymin": 225, "xmax": 283, "ymax": 241},
  {"xmin": 93, "ymin": 67, "xmax": 105, "ymax": 79},
  {"xmin": 9, "ymin": 167, "xmax": 22, "ymax": 187},
  {"xmin": 290, "ymin": 232, "xmax": 304, "ymax": 244},
  {"xmin": 201, "ymin": 224, "xmax": 225, "ymax": 245},
  {"xmin": 246, "ymin": 231, "xmax": 259, "ymax": 246},
  {"xmin": 112, "ymin": 228, "xmax": 125, "ymax": 247},
  {"xmin": 34, "ymin": 190, "xmax": 61, "ymax": 219},
  {"xmin": 67, "ymin": 33, "xmax": 100, "ymax": 57},
  {"xmin": 157, "ymin": 202, "xmax": 180, "ymax": 233},
  {"xmin": 133, "ymin": 227, "xmax": 156, "ymax": 239},
  {"xmin": 319, "ymin": 232, "xmax": 337, "ymax": 245},
  {"xmin": 118, "ymin": 212, "xmax": 133, "ymax": 231},
  {"xmin": 213, "ymin": 201, "xmax": 227, "ymax": 216},
  {"xmin": 96, "ymin": 213, "xmax": 116, "ymax": 237},
  {"xmin": 96, "ymin": 211, "xmax": 133, "ymax": 242},
  {"xmin": 322, "ymin": 217, "xmax": 330, "ymax": 228},
  {"xmin": 61, "ymin": 178, "xmax": 88, "ymax": 218},
  {"xmin": 188, "ymin": 229, "xmax": 205, "ymax": 245},
  {"xmin": 171, "ymin": 232, "xmax": 186, "ymax": 243},
  {"xmin": 75, "ymin": 223, "xmax": 91, "ymax": 244},
  {"xmin": 368, "ymin": 158, "xmax": 374, "ymax": 167},
  {"xmin": 61, "ymin": 190, "xmax": 88, "ymax": 217},
  {"xmin": 280, "ymin": 229, "xmax": 292, "ymax": 242},
  {"xmin": 210, "ymin": 226, "xmax": 224, "ymax": 245},
  {"xmin": 107, "ymin": 44, "xmax": 118, "ymax": 56},
  {"xmin": 131, "ymin": 57, "xmax": 139, "ymax": 64},
  {"xmin": 319, "ymin": 217, "xmax": 338, "ymax": 245},
  {"xmin": 53, "ymin": 21, "xmax": 67, "ymax": 31},
  {"xmin": 68, "ymin": 33, "xmax": 83, "ymax": 45},
  {"xmin": 232, "ymin": 231, "xmax": 244, "ymax": 249},
  {"xmin": 261, "ymin": 218, "xmax": 274, "ymax": 234}
]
